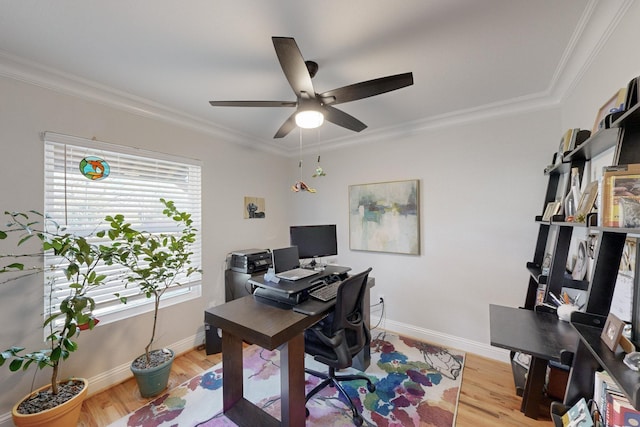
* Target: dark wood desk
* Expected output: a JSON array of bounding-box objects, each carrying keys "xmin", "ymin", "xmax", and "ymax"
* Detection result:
[
  {"xmin": 489, "ymin": 304, "xmax": 578, "ymax": 419},
  {"xmin": 205, "ymin": 295, "xmax": 326, "ymax": 427}
]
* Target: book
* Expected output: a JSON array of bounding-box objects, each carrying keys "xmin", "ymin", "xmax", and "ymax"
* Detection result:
[
  {"xmin": 608, "ymin": 391, "xmax": 640, "ymax": 427},
  {"xmin": 601, "ymin": 164, "xmax": 640, "ymax": 227},
  {"xmin": 562, "ymin": 397, "xmax": 593, "ymax": 426},
  {"xmin": 594, "ymin": 370, "xmax": 622, "ymax": 424}
]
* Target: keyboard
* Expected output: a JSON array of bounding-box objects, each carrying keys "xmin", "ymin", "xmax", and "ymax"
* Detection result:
[{"xmin": 309, "ymin": 280, "xmax": 341, "ymax": 302}]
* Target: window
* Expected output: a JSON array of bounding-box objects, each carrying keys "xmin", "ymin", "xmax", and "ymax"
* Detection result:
[{"xmin": 43, "ymin": 132, "xmax": 202, "ymax": 326}]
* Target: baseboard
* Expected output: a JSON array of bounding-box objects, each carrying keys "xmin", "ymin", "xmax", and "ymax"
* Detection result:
[
  {"xmin": 85, "ymin": 331, "xmax": 206, "ymax": 397},
  {"xmin": 0, "ymin": 332, "xmax": 206, "ymax": 427},
  {"xmin": 371, "ymin": 316, "xmax": 511, "ymax": 363}
]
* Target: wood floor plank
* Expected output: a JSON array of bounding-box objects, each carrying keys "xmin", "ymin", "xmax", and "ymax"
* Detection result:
[{"xmin": 80, "ymin": 346, "xmax": 555, "ymax": 426}]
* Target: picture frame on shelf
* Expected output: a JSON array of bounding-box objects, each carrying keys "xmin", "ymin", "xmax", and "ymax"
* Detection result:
[
  {"xmin": 601, "ymin": 312, "xmax": 624, "ymax": 352},
  {"xmin": 592, "ymin": 88, "xmax": 626, "ymax": 134},
  {"xmin": 571, "ymin": 240, "xmax": 588, "ymax": 281},
  {"xmin": 542, "ymin": 201, "xmax": 560, "ymax": 221},
  {"xmin": 575, "ymin": 181, "xmax": 598, "ymax": 220}
]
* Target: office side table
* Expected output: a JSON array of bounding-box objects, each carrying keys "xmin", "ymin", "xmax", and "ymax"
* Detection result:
[
  {"xmin": 489, "ymin": 304, "xmax": 578, "ymax": 419},
  {"xmin": 205, "ymin": 295, "xmax": 326, "ymax": 427}
]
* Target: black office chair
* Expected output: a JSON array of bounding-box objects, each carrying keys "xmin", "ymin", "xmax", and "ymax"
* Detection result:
[{"xmin": 304, "ymin": 267, "xmax": 376, "ymax": 426}]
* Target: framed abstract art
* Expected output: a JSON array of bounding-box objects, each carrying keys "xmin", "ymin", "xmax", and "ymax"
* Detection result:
[{"xmin": 349, "ymin": 179, "xmax": 420, "ymax": 255}]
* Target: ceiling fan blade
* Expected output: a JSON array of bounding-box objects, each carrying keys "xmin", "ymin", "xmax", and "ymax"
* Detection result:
[
  {"xmin": 322, "ymin": 105, "xmax": 367, "ymax": 133},
  {"xmin": 272, "ymin": 37, "xmax": 315, "ymax": 97},
  {"xmin": 319, "ymin": 72, "xmax": 414, "ymax": 105},
  {"xmin": 209, "ymin": 100, "xmax": 296, "ymax": 107},
  {"xmin": 274, "ymin": 112, "xmax": 298, "ymax": 138}
]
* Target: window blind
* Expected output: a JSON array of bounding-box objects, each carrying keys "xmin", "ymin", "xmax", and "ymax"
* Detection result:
[{"xmin": 43, "ymin": 132, "xmax": 202, "ymax": 323}]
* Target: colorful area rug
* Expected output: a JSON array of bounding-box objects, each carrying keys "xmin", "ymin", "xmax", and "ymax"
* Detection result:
[{"xmin": 108, "ymin": 331, "xmax": 465, "ymax": 427}]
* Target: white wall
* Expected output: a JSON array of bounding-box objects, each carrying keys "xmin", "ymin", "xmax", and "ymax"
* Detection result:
[
  {"xmin": 0, "ymin": 76, "xmax": 292, "ymax": 418},
  {"xmin": 288, "ymin": 107, "xmax": 560, "ymax": 355}
]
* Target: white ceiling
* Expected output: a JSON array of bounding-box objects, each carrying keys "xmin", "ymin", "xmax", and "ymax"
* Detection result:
[{"xmin": 0, "ymin": 1, "xmax": 631, "ymax": 154}]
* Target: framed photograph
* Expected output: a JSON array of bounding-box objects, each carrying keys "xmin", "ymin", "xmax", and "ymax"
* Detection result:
[
  {"xmin": 349, "ymin": 179, "xmax": 420, "ymax": 255},
  {"xmin": 244, "ymin": 196, "xmax": 265, "ymax": 219},
  {"xmin": 592, "ymin": 88, "xmax": 626, "ymax": 134},
  {"xmin": 571, "ymin": 240, "xmax": 588, "ymax": 281},
  {"xmin": 542, "ymin": 201, "xmax": 560, "ymax": 221},
  {"xmin": 601, "ymin": 312, "xmax": 624, "ymax": 351},
  {"xmin": 575, "ymin": 181, "xmax": 598, "ymax": 220}
]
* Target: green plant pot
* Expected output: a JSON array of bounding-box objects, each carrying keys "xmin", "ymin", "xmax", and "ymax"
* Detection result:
[{"xmin": 130, "ymin": 349, "xmax": 175, "ymax": 398}]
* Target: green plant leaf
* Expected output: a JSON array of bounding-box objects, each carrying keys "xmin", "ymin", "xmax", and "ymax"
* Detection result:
[{"xmin": 9, "ymin": 359, "xmax": 23, "ymax": 371}]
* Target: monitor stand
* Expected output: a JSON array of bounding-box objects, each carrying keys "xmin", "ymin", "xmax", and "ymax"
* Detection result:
[{"xmin": 309, "ymin": 257, "xmax": 326, "ymax": 271}]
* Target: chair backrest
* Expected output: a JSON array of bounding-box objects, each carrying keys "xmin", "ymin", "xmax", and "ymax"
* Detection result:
[{"xmin": 329, "ymin": 267, "xmax": 372, "ymax": 356}]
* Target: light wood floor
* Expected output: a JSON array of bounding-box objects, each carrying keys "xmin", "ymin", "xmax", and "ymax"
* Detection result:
[{"xmin": 79, "ymin": 345, "xmax": 555, "ymax": 426}]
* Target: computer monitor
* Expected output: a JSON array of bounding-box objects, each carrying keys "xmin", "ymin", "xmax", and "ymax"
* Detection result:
[{"xmin": 289, "ymin": 224, "xmax": 338, "ymax": 262}]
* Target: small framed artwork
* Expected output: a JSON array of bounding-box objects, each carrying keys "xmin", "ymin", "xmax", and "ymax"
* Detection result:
[
  {"xmin": 244, "ymin": 196, "xmax": 265, "ymax": 219},
  {"xmin": 571, "ymin": 240, "xmax": 588, "ymax": 281},
  {"xmin": 542, "ymin": 201, "xmax": 560, "ymax": 221},
  {"xmin": 575, "ymin": 181, "xmax": 598, "ymax": 220},
  {"xmin": 592, "ymin": 88, "xmax": 626, "ymax": 134},
  {"xmin": 601, "ymin": 313, "xmax": 624, "ymax": 351}
]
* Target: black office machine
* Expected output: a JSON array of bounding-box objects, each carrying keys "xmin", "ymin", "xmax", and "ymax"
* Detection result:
[{"xmin": 230, "ymin": 248, "xmax": 271, "ymax": 273}]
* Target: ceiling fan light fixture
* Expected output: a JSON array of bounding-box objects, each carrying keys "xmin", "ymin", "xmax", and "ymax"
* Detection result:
[{"xmin": 295, "ymin": 109, "xmax": 324, "ymax": 129}]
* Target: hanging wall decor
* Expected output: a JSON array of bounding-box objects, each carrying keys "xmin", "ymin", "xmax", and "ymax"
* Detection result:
[
  {"xmin": 244, "ymin": 196, "xmax": 266, "ymax": 219},
  {"xmin": 312, "ymin": 155, "xmax": 326, "ymax": 178},
  {"xmin": 79, "ymin": 156, "xmax": 110, "ymax": 181},
  {"xmin": 349, "ymin": 179, "xmax": 420, "ymax": 255},
  {"xmin": 290, "ymin": 130, "xmax": 317, "ymax": 193}
]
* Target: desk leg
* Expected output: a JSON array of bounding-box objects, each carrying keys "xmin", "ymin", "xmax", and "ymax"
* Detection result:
[
  {"xmin": 521, "ymin": 356, "xmax": 546, "ymax": 419},
  {"xmin": 222, "ymin": 332, "xmax": 243, "ymax": 413},
  {"xmin": 279, "ymin": 333, "xmax": 306, "ymax": 427}
]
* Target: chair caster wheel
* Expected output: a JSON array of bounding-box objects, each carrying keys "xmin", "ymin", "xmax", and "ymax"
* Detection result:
[
  {"xmin": 353, "ymin": 414, "xmax": 363, "ymax": 426},
  {"xmin": 367, "ymin": 383, "xmax": 376, "ymax": 393}
]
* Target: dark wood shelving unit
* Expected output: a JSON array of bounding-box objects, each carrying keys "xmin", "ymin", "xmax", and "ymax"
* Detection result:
[
  {"xmin": 518, "ymin": 87, "xmax": 640, "ymax": 411},
  {"xmin": 567, "ymin": 315, "xmax": 640, "ymax": 410}
]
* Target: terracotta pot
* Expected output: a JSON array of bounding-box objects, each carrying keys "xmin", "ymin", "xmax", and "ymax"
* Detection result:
[{"xmin": 11, "ymin": 378, "xmax": 88, "ymax": 427}]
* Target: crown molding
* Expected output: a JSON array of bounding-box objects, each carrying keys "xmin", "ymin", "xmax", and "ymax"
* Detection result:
[
  {"xmin": 0, "ymin": 50, "xmax": 287, "ymax": 156},
  {"xmin": 0, "ymin": 0, "xmax": 632, "ymax": 159}
]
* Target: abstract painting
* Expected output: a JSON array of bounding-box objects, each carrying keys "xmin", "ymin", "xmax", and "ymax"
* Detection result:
[{"xmin": 349, "ymin": 179, "xmax": 420, "ymax": 254}]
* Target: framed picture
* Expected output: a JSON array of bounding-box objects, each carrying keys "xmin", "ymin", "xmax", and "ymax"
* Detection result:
[
  {"xmin": 244, "ymin": 196, "xmax": 265, "ymax": 219},
  {"xmin": 571, "ymin": 240, "xmax": 588, "ymax": 281},
  {"xmin": 592, "ymin": 88, "xmax": 626, "ymax": 134},
  {"xmin": 601, "ymin": 312, "xmax": 624, "ymax": 351},
  {"xmin": 349, "ymin": 179, "xmax": 419, "ymax": 254},
  {"xmin": 542, "ymin": 201, "xmax": 561, "ymax": 221},
  {"xmin": 575, "ymin": 181, "xmax": 598, "ymax": 220}
]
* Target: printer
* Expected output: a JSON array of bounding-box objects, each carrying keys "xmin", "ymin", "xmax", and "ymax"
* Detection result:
[{"xmin": 230, "ymin": 248, "xmax": 272, "ymax": 274}]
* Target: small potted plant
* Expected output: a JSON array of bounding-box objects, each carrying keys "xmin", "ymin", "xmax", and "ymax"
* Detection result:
[
  {"xmin": 103, "ymin": 198, "xmax": 200, "ymax": 397},
  {"xmin": 0, "ymin": 210, "xmax": 118, "ymax": 427}
]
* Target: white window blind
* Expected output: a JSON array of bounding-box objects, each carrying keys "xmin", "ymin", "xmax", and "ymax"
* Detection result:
[{"xmin": 43, "ymin": 132, "xmax": 202, "ymax": 325}]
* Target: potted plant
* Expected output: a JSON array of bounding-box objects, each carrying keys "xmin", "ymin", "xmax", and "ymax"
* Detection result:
[
  {"xmin": 0, "ymin": 210, "xmax": 118, "ymax": 427},
  {"xmin": 104, "ymin": 198, "xmax": 200, "ymax": 397}
]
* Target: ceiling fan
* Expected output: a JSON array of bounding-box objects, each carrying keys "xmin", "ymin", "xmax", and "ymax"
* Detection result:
[{"xmin": 209, "ymin": 37, "xmax": 414, "ymax": 138}]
